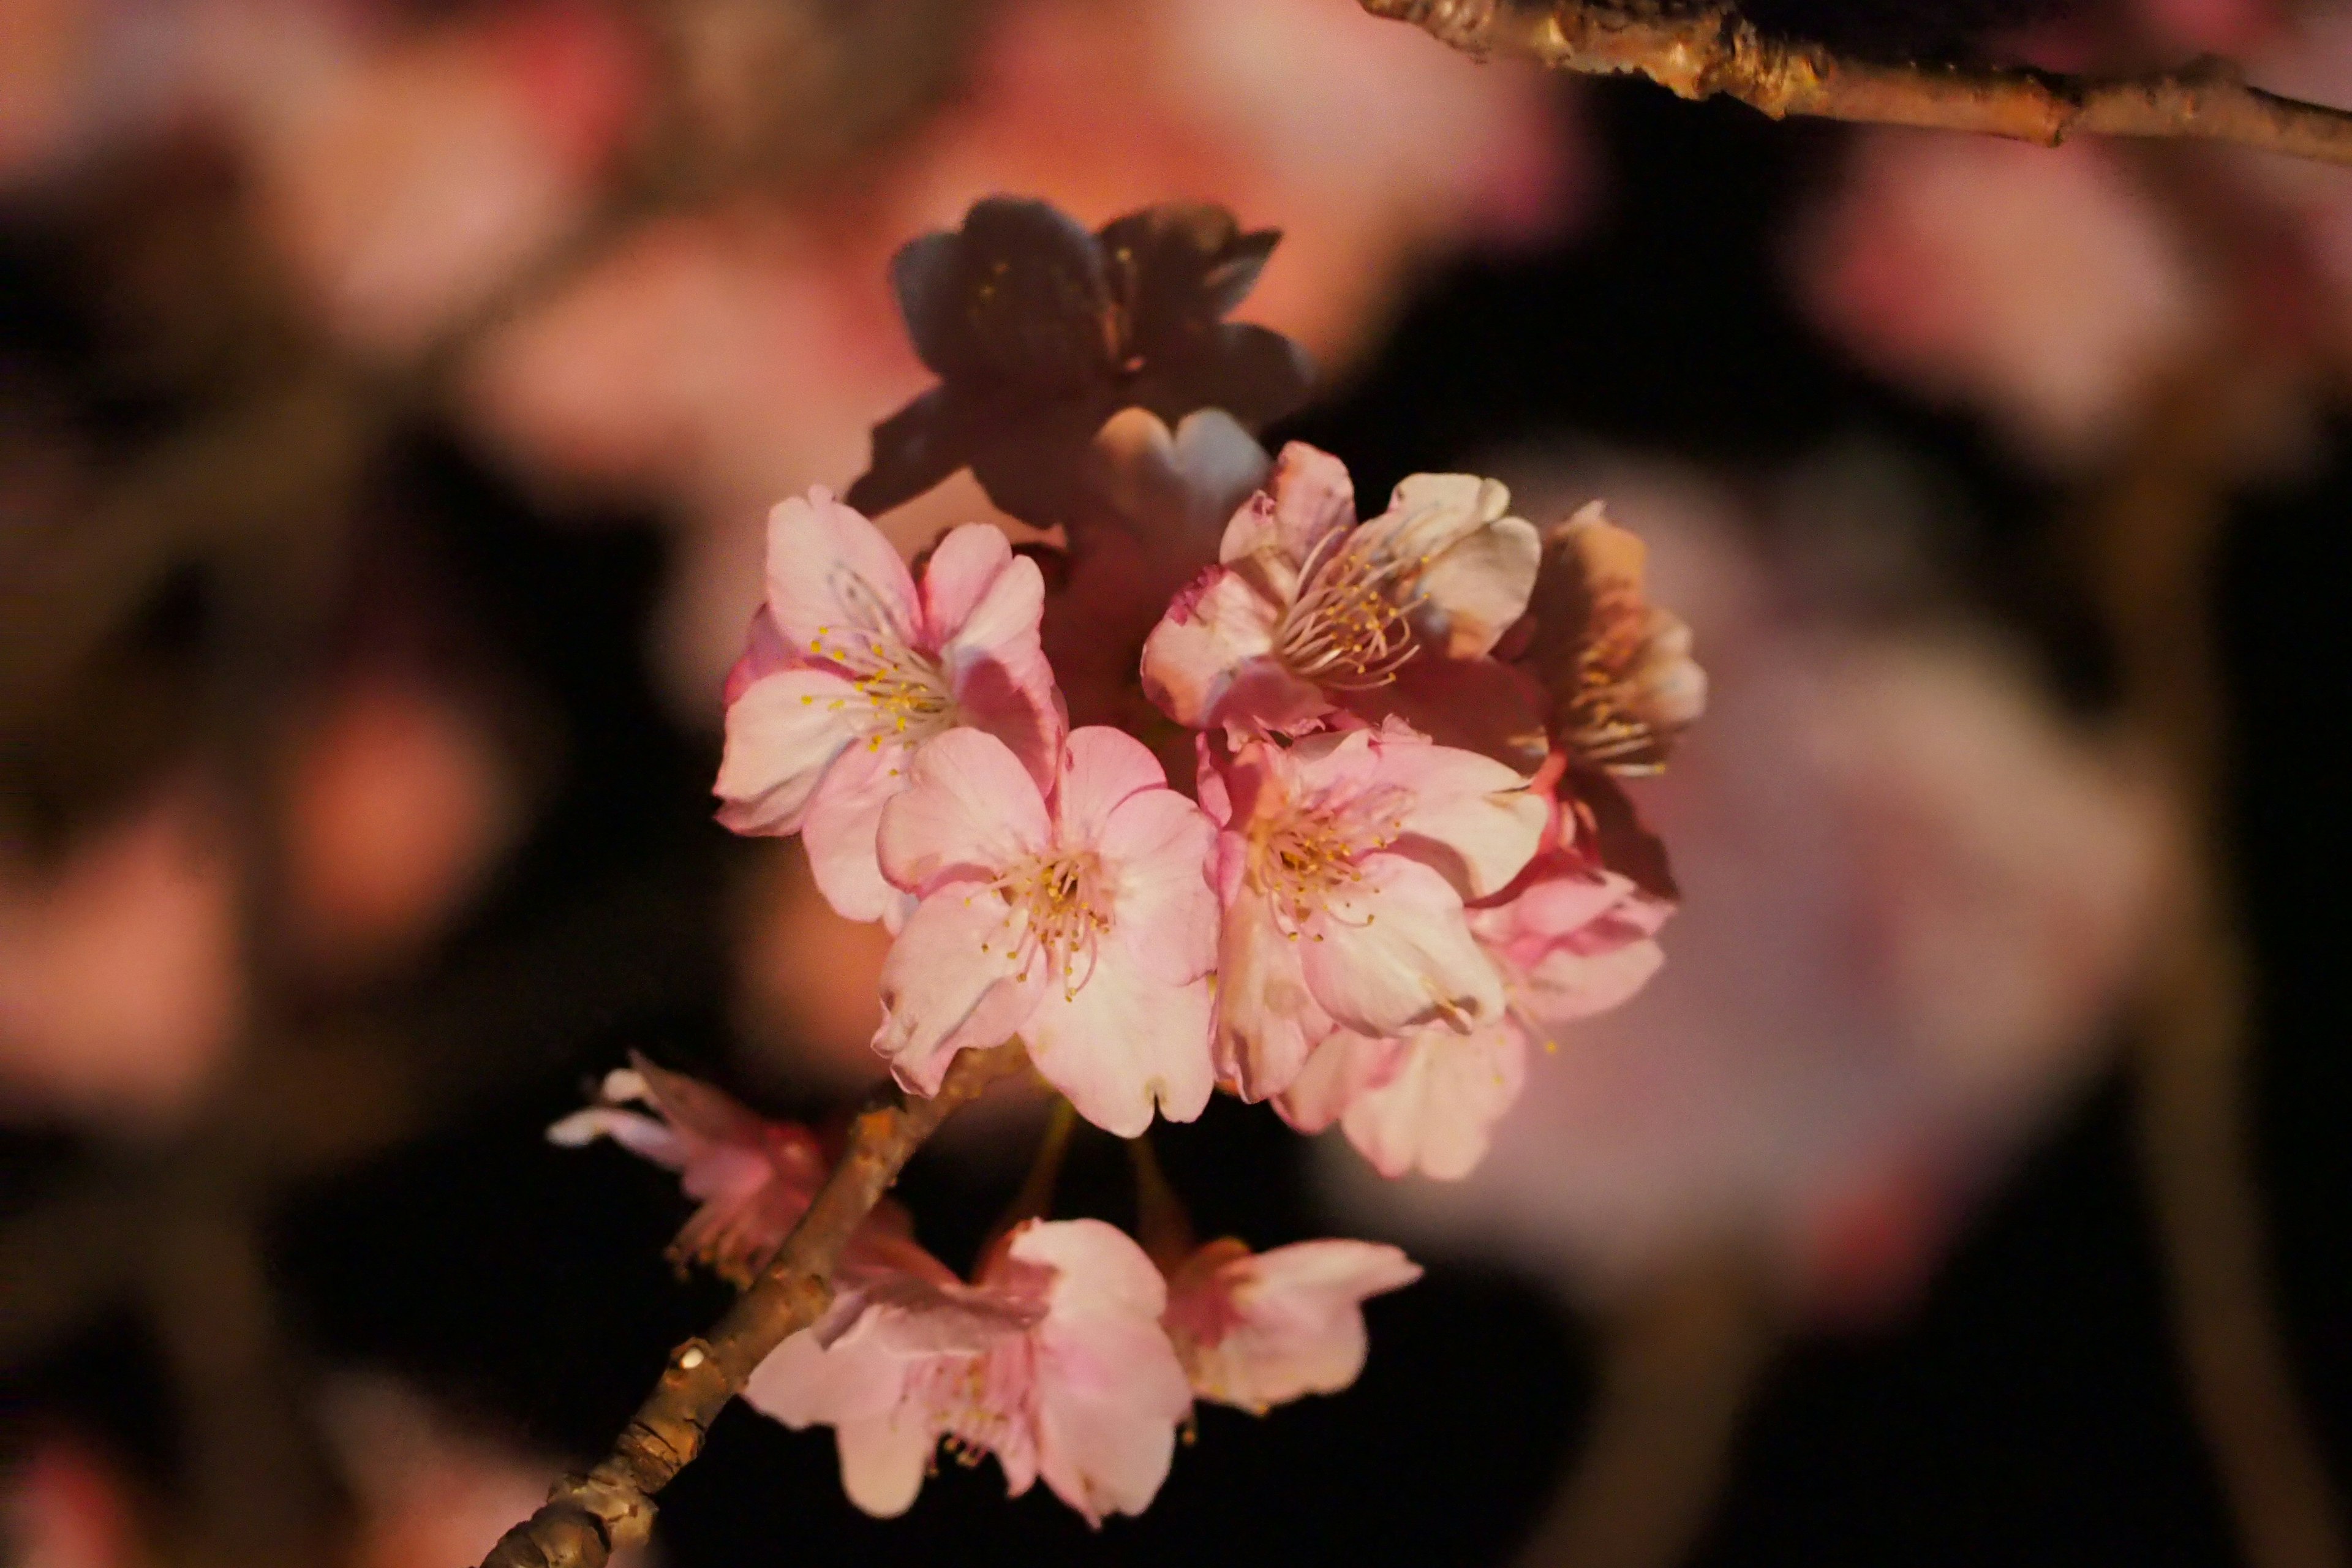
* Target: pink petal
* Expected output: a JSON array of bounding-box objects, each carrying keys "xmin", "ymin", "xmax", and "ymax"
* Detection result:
[
  {"xmin": 1247, "ymin": 1238, "xmax": 1425, "ymax": 1305},
  {"xmin": 873, "ymin": 887, "xmax": 1047, "ymax": 1094},
  {"xmin": 875, "ymin": 729, "xmax": 1049, "ymax": 895},
  {"xmin": 1373, "ymin": 736, "xmax": 1548, "ymax": 900},
  {"xmin": 941, "ymin": 579, "xmax": 1061, "ymax": 796},
  {"xmin": 1006, "ymin": 1217, "xmax": 1170, "ymax": 1320},
  {"xmin": 1174, "ymin": 1240, "xmax": 1421, "ymax": 1409},
  {"xmin": 832, "ymin": 1410, "xmax": 938, "ymax": 1518},
  {"xmin": 1034, "ymin": 1312, "xmax": 1189, "ymax": 1524},
  {"xmin": 763, "ymin": 488, "xmax": 921, "ymax": 653},
  {"xmin": 1219, "ymin": 442, "xmax": 1355, "ymax": 573},
  {"xmin": 1215, "ymin": 893, "xmax": 1338, "ymax": 1101},
  {"xmin": 1412, "ymin": 514, "xmax": 1540, "ymax": 658},
  {"xmin": 1052, "ymin": 728, "xmax": 1170, "ymax": 849},
  {"xmin": 1273, "ymin": 1028, "xmax": 1404, "ymax": 1134},
  {"xmin": 1339, "ymin": 1022, "xmax": 1526, "ymax": 1180},
  {"xmin": 1095, "ymin": 788, "xmax": 1218, "ymax": 986},
  {"xmin": 1023, "ymin": 949, "xmax": 1213, "ymax": 1136},
  {"xmin": 722, "ymin": 606, "xmax": 793, "ymax": 707},
  {"xmin": 742, "ymin": 1316, "xmax": 905, "ymax": 1429},
  {"xmin": 1346, "ymin": 657, "xmax": 1548, "ymax": 774},
  {"xmin": 1008, "ymin": 1221, "xmax": 1190, "ymax": 1525},
  {"xmin": 714, "ymin": 668, "xmax": 863, "ymax": 835},
  {"xmin": 1138, "ymin": 567, "xmax": 1291, "ymax": 730},
  {"xmin": 1299, "ymin": 855, "xmax": 1506, "ymax": 1038},
  {"xmin": 801, "ymin": 737, "xmax": 914, "ymax": 924},
  {"xmin": 918, "ymin": 522, "xmax": 1019, "ymax": 642},
  {"xmin": 1515, "ymin": 937, "xmax": 1666, "ymax": 1025},
  {"xmin": 543, "ymin": 1107, "xmax": 685, "ymax": 1168},
  {"xmin": 1266, "ymin": 442, "xmax": 1359, "ymax": 562}
]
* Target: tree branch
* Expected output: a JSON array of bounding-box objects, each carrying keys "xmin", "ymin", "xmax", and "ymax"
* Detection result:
[
  {"xmin": 475, "ymin": 1039, "xmax": 1031, "ymax": 1568},
  {"xmin": 1358, "ymin": 0, "xmax": 2352, "ymax": 167}
]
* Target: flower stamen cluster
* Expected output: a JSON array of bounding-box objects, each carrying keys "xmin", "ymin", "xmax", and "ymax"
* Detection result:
[{"xmin": 1275, "ymin": 527, "xmax": 1423, "ymax": 688}]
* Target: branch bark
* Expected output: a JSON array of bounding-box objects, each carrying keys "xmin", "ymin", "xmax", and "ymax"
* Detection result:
[
  {"xmin": 475, "ymin": 1039, "xmax": 1031, "ymax": 1568},
  {"xmin": 1359, "ymin": 0, "xmax": 2352, "ymax": 167}
]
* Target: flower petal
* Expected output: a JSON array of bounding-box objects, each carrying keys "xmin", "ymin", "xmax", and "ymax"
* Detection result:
[
  {"xmin": 1215, "ymin": 892, "xmax": 1337, "ymax": 1101},
  {"xmin": 1096, "ymin": 788, "xmax": 1218, "ymax": 986},
  {"xmin": 1374, "ymin": 736, "xmax": 1548, "ymax": 900},
  {"xmin": 1011, "ymin": 1220, "xmax": 1190, "ymax": 1525},
  {"xmin": 873, "ymin": 886, "xmax": 1047, "ymax": 1093},
  {"xmin": 1299, "ymin": 855, "xmax": 1506, "ymax": 1037},
  {"xmin": 802, "ymin": 737, "xmax": 914, "ymax": 924},
  {"xmin": 763, "ymin": 488, "xmax": 921, "ymax": 654},
  {"xmin": 715, "ymin": 668, "xmax": 861, "ymax": 835},
  {"xmin": 723, "ymin": 606, "xmax": 793, "ymax": 707},
  {"xmin": 876, "ymin": 729, "xmax": 1049, "ymax": 894},
  {"xmin": 1413, "ymin": 514, "xmax": 1540, "ymax": 658},
  {"xmin": 1022, "ymin": 951, "xmax": 1213, "ymax": 1136},
  {"xmin": 834, "ymin": 1410, "xmax": 938, "ymax": 1518},
  {"xmin": 1273, "ymin": 1028, "xmax": 1403, "ymax": 1134},
  {"xmin": 1340, "ymin": 1022, "xmax": 1526, "ymax": 1179},
  {"xmin": 1173, "ymin": 1240, "xmax": 1421, "ymax": 1410},
  {"xmin": 1053, "ymin": 727, "xmax": 1171, "ymax": 850},
  {"xmin": 1139, "ymin": 566, "xmax": 1291, "ymax": 730}
]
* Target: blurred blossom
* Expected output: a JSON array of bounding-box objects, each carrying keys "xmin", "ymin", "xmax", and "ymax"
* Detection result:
[
  {"xmin": 1, "ymin": 783, "xmax": 244, "ymax": 1131},
  {"xmin": 1327, "ymin": 458, "xmax": 2166, "ymax": 1322},
  {"xmin": 321, "ymin": 1374, "xmax": 651, "ymax": 1568},
  {"xmin": 1, "ymin": 1441, "xmax": 148, "ymax": 1568},
  {"xmin": 197, "ymin": 0, "xmax": 644, "ymax": 358},
  {"xmin": 731, "ymin": 840, "xmax": 895, "ymax": 1093},
  {"xmin": 1789, "ymin": 130, "xmax": 2211, "ymax": 465},
  {"xmin": 282, "ymin": 671, "xmax": 527, "ymax": 981}
]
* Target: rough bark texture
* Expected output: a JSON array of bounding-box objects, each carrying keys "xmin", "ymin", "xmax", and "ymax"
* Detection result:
[
  {"xmin": 476, "ymin": 1040, "xmax": 1031, "ymax": 1568},
  {"xmin": 1360, "ymin": 0, "xmax": 2352, "ymax": 167}
]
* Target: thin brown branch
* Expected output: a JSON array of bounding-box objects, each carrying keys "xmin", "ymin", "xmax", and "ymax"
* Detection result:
[
  {"xmin": 1515, "ymin": 1248, "xmax": 1775, "ymax": 1568},
  {"xmin": 475, "ymin": 1039, "xmax": 1031, "ymax": 1568},
  {"xmin": 2080, "ymin": 356, "xmax": 2350, "ymax": 1568},
  {"xmin": 1359, "ymin": 0, "xmax": 2352, "ymax": 167}
]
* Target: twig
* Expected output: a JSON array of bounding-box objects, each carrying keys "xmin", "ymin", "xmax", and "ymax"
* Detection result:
[
  {"xmin": 1357, "ymin": 0, "xmax": 2352, "ymax": 167},
  {"xmin": 475, "ymin": 1039, "xmax": 1031, "ymax": 1568},
  {"xmin": 2080, "ymin": 356, "xmax": 2350, "ymax": 1568},
  {"xmin": 1514, "ymin": 1249, "xmax": 1775, "ymax": 1568}
]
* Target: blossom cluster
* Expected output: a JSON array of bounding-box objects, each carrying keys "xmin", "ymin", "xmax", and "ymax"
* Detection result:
[
  {"xmin": 718, "ymin": 443, "xmax": 1701, "ymax": 1174},
  {"xmin": 553, "ymin": 1061, "xmax": 1420, "ymax": 1521},
  {"xmin": 557, "ymin": 197, "xmax": 1703, "ymax": 1526}
]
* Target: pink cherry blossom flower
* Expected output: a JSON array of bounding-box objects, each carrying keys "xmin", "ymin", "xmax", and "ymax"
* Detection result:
[
  {"xmin": 1160, "ymin": 1237, "xmax": 1421, "ymax": 1411},
  {"xmin": 548, "ymin": 1055, "xmax": 927, "ymax": 1286},
  {"xmin": 744, "ymin": 1218, "xmax": 1191, "ymax": 1524},
  {"xmin": 1140, "ymin": 444, "xmax": 1542, "ymax": 737},
  {"xmin": 1276, "ymin": 1020, "xmax": 1528, "ymax": 1180},
  {"xmin": 1202, "ymin": 722, "xmax": 1547, "ymax": 1101},
  {"xmin": 1466, "ymin": 756, "xmax": 1678, "ymax": 1033},
  {"xmin": 1510, "ymin": 501, "xmax": 1707, "ymax": 774},
  {"xmin": 715, "ymin": 488, "xmax": 1061, "ymax": 925},
  {"xmin": 872, "ymin": 726, "xmax": 1219, "ymax": 1136}
]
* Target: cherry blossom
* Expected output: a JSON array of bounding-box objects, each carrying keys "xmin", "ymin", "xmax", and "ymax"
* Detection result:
[
  {"xmin": 1200, "ymin": 722, "xmax": 1547, "ymax": 1101},
  {"xmin": 744, "ymin": 1218, "xmax": 1191, "ymax": 1523},
  {"xmin": 548, "ymin": 1056, "xmax": 834, "ymax": 1283},
  {"xmin": 872, "ymin": 726, "xmax": 1219, "ymax": 1135},
  {"xmin": 1512, "ymin": 500, "xmax": 1707, "ymax": 774},
  {"xmin": 1468, "ymin": 757, "xmax": 1678, "ymax": 1031},
  {"xmin": 1140, "ymin": 445, "xmax": 1543, "ymax": 741},
  {"xmin": 715, "ymin": 488, "xmax": 1060, "ymax": 925},
  {"xmin": 1160, "ymin": 1237, "xmax": 1422, "ymax": 1410},
  {"xmin": 1277, "ymin": 1020, "xmax": 1528, "ymax": 1181}
]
